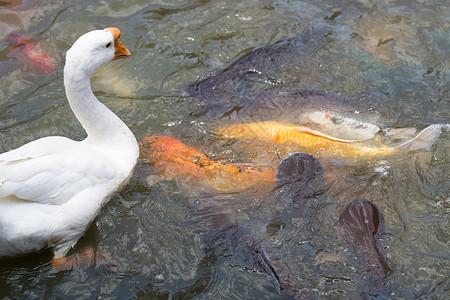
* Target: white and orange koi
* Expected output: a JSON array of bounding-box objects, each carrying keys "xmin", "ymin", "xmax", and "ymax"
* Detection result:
[{"xmin": 217, "ymin": 121, "xmax": 448, "ymax": 158}]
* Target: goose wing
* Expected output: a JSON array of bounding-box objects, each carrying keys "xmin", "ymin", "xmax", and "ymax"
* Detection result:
[{"xmin": 0, "ymin": 137, "xmax": 117, "ymax": 205}]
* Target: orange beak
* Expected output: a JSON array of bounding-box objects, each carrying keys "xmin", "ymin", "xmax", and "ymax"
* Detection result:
[{"xmin": 104, "ymin": 27, "xmax": 131, "ymax": 60}]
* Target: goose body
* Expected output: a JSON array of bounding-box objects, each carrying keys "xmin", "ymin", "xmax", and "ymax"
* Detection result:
[{"xmin": 0, "ymin": 28, "xmax": 139, "ymax": 259}]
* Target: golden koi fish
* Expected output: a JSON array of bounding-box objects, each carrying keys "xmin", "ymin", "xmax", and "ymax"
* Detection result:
[{"xmin": 217, "ymin": 121, "xmax": 448, "ymax": 158}]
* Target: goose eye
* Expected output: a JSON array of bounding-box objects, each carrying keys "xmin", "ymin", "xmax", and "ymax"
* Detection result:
[{"xmin": 106, "ymin": 42, "xmax": 112, "ymax": 48}]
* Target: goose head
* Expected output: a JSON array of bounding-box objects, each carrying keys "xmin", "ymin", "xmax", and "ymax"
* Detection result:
[{"xmin": 65, "ymin": 27, "xmax": 130, "ymax": 78}]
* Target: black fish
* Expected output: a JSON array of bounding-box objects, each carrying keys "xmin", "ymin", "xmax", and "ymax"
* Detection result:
[
  {"xmin": 185, "ymin": 27, "xmax": 334, "ymax": 99},
  {"xmin": 275, "ymin": 152, "xmax": 325, "ymax": 204},
  {"xmin": 338, "ymin": 199, "xmax": 390, "ymax": 280},
  {"xmin": 225, "ymin": 223, "xmax": 315, "ymax": 300},
  {"xmin": 185, "ymin": 26, "xmax": 383, "ymax": 125}
]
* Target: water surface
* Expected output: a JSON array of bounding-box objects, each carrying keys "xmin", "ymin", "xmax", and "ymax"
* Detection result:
[{"xmin": 0, "ymin": 0, "xmax": 449, "ymax": 299}]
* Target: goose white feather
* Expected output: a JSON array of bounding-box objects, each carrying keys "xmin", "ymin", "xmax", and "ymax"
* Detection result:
[{"xmin": 0, "ymin": 28, "xmax": 139, "ymax": 258}]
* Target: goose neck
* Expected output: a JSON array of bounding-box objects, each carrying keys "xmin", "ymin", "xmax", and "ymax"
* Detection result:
[{"xmin": 63, "ymin": 63, "xmax": 135, "ymax": 146}]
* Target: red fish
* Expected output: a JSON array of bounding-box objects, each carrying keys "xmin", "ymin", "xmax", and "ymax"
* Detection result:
[
  {"xmin": 139, "ymin": 136, "xmax": 275, "ymax": 192},
  {"xmin": 6, "ymin": 34, "xmax": 59, "ymax": 74}
]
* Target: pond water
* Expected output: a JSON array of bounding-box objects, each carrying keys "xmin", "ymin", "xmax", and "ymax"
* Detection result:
[{"xmin": 0, "ymin": 0, "xmax": 449, "ymax": 299}]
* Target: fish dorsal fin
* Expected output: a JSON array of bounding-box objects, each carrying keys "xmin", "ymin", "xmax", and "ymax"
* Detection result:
[{"xmin": 293, "ymin": 126, "xmax": 366, "ymax": 143}]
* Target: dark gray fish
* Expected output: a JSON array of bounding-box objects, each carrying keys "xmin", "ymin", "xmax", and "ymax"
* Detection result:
[
  {"xmin": 185, "ymin": 27, "xmax": 334, "ymax": 99},
  {"xmin": 274, "ymin": 152, "xmax": 325, "ymax": 205},
  {"xmin": 223, "ymin": 153, "xmax": 326, "ymax": 299},
  {"xmin": 338, "ymin": 199, "xmax": 390, "ymax": 280},
  {"xmin": 187, "ymin": 89, "xmax": 380, "ymax": 128},
  {"xmin": 184, "ymin": 26, "xmax": 383, "ymax": 125},
  {"xmin": 224, "ymin": 223, "xmax": 315, "ymax": 300}
]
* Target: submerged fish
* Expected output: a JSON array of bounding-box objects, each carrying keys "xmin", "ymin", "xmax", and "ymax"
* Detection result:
[
  {"xmin": 299, "ymin": 111, "xmax": 382, "ymax": 140},
  {"xmin": 299, "ymin": 110, "xmax": 418, "ymax": 141},
  {"xmin": 5, "ymin": 34, "xmax": 59, "ymax": 74},
  {"xmin": 139, "ymin": 136, "xmax": 275, "ymax": 192},
  {"xmin": 274, "ymin": 152, "xmax": 325, "ymax": 205},
  {"xmin": 338, "ymin": 199, "xmax": 389, "ymax": 280},
  {"xmin": 217, "ymin": 121, "xmax": 448, "ymax": 159}
]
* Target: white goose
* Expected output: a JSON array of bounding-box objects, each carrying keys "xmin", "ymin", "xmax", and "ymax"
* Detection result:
[{"xmin": 0, "ymin": 28, "xmax": 139, "ymax": 264}]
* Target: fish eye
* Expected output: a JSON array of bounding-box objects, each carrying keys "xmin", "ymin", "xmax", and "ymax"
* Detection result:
[{"xmin": 106, "ymin": 42, "xmax": 112, "ymax": 48}]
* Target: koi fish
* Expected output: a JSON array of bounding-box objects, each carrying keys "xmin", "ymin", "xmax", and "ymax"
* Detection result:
[
  {"xmin": 216, "ymin": 121, "xmax": 449, "ymax": 158},
  {"xmin": 139, "ymin": 136, "xmax": 275, "ymax": 192},
  {"xmin": 299, "ymin": 111, "xmax": 382, "ymax": 140},
  {"xmin": 6, "ymin": 34, "xmax": 58, "ymax": 74},
  {"xmin": 299, "ymin": 110, "xmax": 417, "ymax": 141}
]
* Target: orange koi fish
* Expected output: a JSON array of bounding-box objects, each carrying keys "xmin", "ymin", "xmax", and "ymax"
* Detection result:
[
  {"xmin": 217, "ymin": 121, "xmax": 448, "ymax": 158},
  {"xmin": 6, "ymin": 35, "xmax": 59, "ymax": 74},
  {"xmin": 139, "ymin": 136, "xmax": 275, "ymax": 192}
]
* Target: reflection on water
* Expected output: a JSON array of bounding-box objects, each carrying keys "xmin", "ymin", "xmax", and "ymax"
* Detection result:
[{"xmin": 0, "ymin": 0, "xmax": 448, "ymax": 299}]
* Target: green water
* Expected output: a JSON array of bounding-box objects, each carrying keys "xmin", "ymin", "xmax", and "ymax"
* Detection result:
[{"xmin": 0, "ymin": 0, "xmax": 448, "ymax": 298}]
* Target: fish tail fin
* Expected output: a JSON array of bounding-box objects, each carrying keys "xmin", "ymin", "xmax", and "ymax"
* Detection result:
[{"xmin": 394, "ymin": 124, "xmax": 449, "ymax": 152}]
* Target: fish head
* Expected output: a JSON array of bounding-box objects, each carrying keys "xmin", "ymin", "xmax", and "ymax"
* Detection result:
[{"xmin": 274, "ymin": 152, "xmax": 325, "ymax": 205}]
